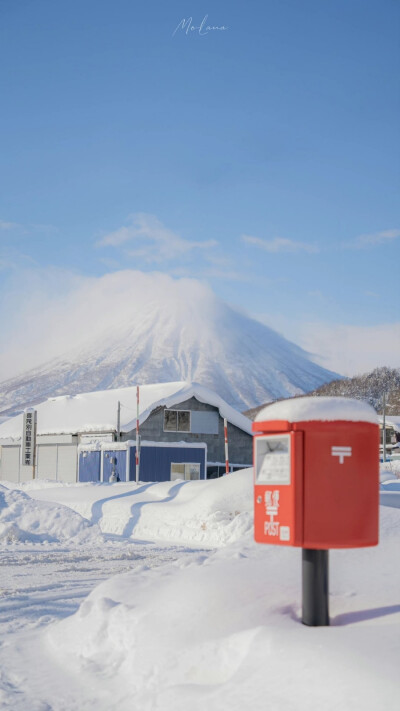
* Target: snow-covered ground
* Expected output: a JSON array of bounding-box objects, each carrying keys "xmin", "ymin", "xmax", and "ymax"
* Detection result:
[
  {"xmin": 0, "ymin": 470, "xmax": 399, "ymax": 710},
  {"xmin": 3, "ymin": 472, "xmax": 253, "ymax": 547}
]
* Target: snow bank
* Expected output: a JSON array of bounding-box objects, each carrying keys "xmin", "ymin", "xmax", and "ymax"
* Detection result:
[
  {"xmin": 0, "ymin": 484, "xmax": 103, "ymax": 544},
  {"xmin": 20, "ymin": 470, "xmax": 254, "ymax": 547},
  {"xmin": 7, "ymin": 463, "xmax": 400, "ymax": 550},
  {"xmin": 127, "ymin": 469, "xmax": 253, "ymax": 546},
  {"xmin": 255, "ymin": 396, "xmax": 378, "ymax": 425},
  {"xmin": 48, "ymin": 506, "xmax": 400, "ymax": 711},
  {"xmin": 380, "ymin": 459, "xmax": 400, "ymax": 481}
]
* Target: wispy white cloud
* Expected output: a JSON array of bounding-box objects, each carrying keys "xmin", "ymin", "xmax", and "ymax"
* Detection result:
[
  {"xmin": 298, "ymin": 321, "xmax": 400, "ymax": 376},
  {"xmin": 347, "ymin": 229, "xmax": 400, "ymax": 249},
  {"xmin": 1, "ymin": 261, "xmax": 398, "ymax": 382},
  {"xmin": 254, "ymin": 311, "xmax": 400, "ymax": 377},
  {"xmin": 0, "ymin": 220, "xmax": 21, "ymax": 230},
  {"xmin": 97, "ymin": 213, "xmax": 217, "ymax": 263},
  {"xmin": 0, "ymin": 220, "xmax": 58, "ymax": 235},
  {"xmin": 0, "ymin": 268, "xmax": 219, "ymax": 379},
  {"xmin": 241, "ymin": 234, "xmax": 319, "ymax": 254}
]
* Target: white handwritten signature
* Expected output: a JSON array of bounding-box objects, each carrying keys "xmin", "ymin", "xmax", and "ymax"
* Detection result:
[{"xmin": 173, "ymin": 15, "xmax": 228, "ymax": 37}]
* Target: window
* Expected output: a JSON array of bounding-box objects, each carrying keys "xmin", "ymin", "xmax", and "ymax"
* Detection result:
[
  {"xmin": 164, "ymin": 410, "xmax": 177, "ymax": 431},
  {"xmin": 164, "ymin": 409, "xmax": 191, "ymax": 432},
  {"xmin": 171, "ymin": 462, "xmax": 200, "ymax": 481}
]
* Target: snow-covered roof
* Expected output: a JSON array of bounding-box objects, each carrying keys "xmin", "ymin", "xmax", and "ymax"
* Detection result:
[
  {"xmin": 0, "ymin": 381, "xmax": 253, "ymax": 440},
  {"xmin": 379, "ymin": 415, "xmax": 400, "ymax": 433},
  {"xmin": 255, "ymin": 396, "xmax": 378, "ymax": 425}
]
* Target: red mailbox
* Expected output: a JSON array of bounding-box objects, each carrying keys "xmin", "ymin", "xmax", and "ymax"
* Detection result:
[{"xmin": 253, "ymin": 396, "xmax": 379, "ymax": 549}]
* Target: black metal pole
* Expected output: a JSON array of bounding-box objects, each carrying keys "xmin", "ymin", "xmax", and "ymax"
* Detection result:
[{"xmin": 302, "ymin": 548, "xmax": 329, "ymax": 626}]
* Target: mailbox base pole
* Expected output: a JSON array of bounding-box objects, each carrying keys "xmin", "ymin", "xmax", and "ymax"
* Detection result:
[{"xmin": 302, "ymin": 548, "xmax": 329, "ymax": 626}]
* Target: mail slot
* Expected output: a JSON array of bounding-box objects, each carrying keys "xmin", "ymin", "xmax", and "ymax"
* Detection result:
[{"xmin": 253, "ymin": 397, "xmax": 379, "ymax": 549}]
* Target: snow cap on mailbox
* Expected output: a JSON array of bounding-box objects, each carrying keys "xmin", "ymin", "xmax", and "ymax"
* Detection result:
[{"xmin": 252, "ymin": 396, "xmax": 379, "ymax": 550}]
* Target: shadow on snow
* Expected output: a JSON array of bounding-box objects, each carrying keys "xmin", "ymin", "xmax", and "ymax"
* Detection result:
[{"xmin": 89, "ymin": 481, "xmax": 191, "ymax": 538}]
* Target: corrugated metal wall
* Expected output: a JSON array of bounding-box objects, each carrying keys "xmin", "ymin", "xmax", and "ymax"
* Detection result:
[
  {"xmin": 78, "ymin": 445, "xmax": 206, "ymax": 483},
  {"xmin": 56, "ymin": 446, "xmax": 77, "ymax": 483},
  {"xmin": 129, "ymin": 445, "xmax": 206, "ymax": 482},
  {"xmin": 78, "ymin": 450, "xmax": 101, "ymax": 482},
  {"xmin": 102, "ymin": 450, "xmax": 127, "ymax": 482},
  {"xmin": 36, "ymin": 445, "xmax": 57, "ymax": 478},
  {"xmin": 0, "ymin": 446, "xmax": 20, "ymax": 482},
  {"xmin": 36, "ymin": 444, "xmax": 77, "ymax": 482}
]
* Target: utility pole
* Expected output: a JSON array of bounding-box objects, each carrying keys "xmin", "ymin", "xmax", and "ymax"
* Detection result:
[{"xmin": 117, "ymin": 401, "xmax": 121, "ymax": 441}]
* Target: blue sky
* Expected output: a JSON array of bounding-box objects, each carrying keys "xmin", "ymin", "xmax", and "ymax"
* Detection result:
[{"xmin": 0, "ymin": 0, "xmax": 399, "ymax": 376}]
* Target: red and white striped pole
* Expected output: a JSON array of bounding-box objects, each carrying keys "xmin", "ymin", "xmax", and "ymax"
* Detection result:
[
  {"xmin": 224, "ymin": 418, "xmax": 229, "ymax": 474},
  {"xmin": 136, "ymin": 385, "xmax": 140, "ymax": 483}
]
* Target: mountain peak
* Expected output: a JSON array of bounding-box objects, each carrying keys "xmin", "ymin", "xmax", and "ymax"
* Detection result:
[{"xmin": 0, "ymin": 272, "xmax": 337, "ymax": 416}]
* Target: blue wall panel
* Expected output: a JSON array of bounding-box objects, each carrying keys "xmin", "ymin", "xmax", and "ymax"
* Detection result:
[
  {"xmin": 129, "ymin": 446, "xmax": 205, "ymax": 482},
  {"xmin": 102, "ymin": 450, "xmax": 127, "ymax": 482},
  {"xmin": 79, "ymin": 451, "xmax": 101, "ymax": 482}
]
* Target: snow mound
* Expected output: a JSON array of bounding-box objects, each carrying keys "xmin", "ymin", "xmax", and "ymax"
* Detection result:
[
  {"xmin": 129, "ymin": 469, "xmax": 254, "ymax": 547},
  {"xmin": 0, "ymin": 485, "xmax": 103, "ymax": 544},
  {"xmin": 20, "ymin": 470, "xmax": 254, "ymax": 547},
  {"xmin": 380, "ymin": 459, "xmax": 400, "ymax": 480},
  {"xmin": 49, "ymin": 505, "xmax": 400, "ymax": 711}
]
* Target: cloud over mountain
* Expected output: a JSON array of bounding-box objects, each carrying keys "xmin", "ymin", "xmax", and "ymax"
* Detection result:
[{"xmin": 0, "ymin": 270, "xmax": 337, "ymax": 415}]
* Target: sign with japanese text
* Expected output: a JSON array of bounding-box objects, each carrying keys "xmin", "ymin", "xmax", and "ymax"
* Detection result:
[{"xmin": 22, "ymin": 409, "xmax": 37, "ymax": 467}]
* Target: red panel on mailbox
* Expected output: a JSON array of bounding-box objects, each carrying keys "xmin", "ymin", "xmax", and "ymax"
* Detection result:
[
  {"xmin": 254, "ymin": 431, "xmax": 303, "ymax": 546},
  {"xmin": 253, "ymin": 412, "xmax": 379, "ymax": 550},
  {"xmin": 300, "ymin": 421, "xmax": 379, "ymax": 549}
]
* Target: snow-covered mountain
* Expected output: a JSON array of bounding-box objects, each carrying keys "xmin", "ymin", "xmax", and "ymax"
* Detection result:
[{"xmin": 0, "ymin": 274, "xmax": 338, "ymax": 415}]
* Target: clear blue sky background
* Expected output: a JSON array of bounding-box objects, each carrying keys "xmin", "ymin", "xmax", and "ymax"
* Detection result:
[{"xmin": 0, "ymin": 0, "xmax": 399, "ymax": 374}]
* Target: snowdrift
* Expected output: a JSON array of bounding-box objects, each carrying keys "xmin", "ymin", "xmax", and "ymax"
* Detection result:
[
  {"xmin": 0, "ymin": 484, "xmax": 103, "ymax": 544},
  {"xmin": 6, "ymin": 465, "xmax": 399, "ymax": 546},
  {"xmin": 17, "ymin": 470, "xmax": 254, "ymax": 547},
  {"xmin": 48, "ymin": 506, "xmax": 400, "ymax": 711},
  {"xmin": 121, "ymin": 470, "xmax": 254, "ymax": 546}
]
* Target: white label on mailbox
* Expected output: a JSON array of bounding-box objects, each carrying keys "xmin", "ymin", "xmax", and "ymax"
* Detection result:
[
  {"xmin": 280, "ymin": 526, "xmax": 290, "ymax": 541},
  {"xmin": 256, "ymin": 435, "xmax": 291, "ymax": 485}
]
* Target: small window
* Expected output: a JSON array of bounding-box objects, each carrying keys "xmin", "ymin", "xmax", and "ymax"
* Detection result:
[
  {"xmin": 177, "ymin": 411, "xmax": 190, "ymax": 432},
  {"xmin": 164, "ymin": 410, "xmax": 177, "ymax": 431},
  {"xmin": 186, "ymin": 463, "xmax": 200, "ymax": 480},
  {"xmin": 164, "ymin": 410, "xmax": 191, "ymax": 432},
  {"xmin": 171, "ymin": 462, "xmax": 200, "ymax": 481},
  {"xmin": 171, "ymin": 463, "xmax": 185, "ymax": 480}
]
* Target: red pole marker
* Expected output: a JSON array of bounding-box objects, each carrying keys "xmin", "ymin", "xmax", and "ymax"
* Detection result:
[{"xmin": 224, "ymin": 418, "xmax": 229, "ymax": 474}]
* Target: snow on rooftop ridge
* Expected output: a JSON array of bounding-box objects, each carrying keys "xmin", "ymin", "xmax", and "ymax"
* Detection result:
[
  {"xmin": 0, "ymin": 381, "xmax": 253, "ymax": 439},
  {"xmin": 255, "ymin": 396, "xmax": 378, "ymax": 425},
  {"xmin": 123, "ymin": 381, "xmax": 253, "ymax": 435}
]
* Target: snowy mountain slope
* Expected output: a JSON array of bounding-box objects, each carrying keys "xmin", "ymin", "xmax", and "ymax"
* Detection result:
[{"xmin": 0, "ymin": 275, "xmax": 337, "ymax": 415}]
